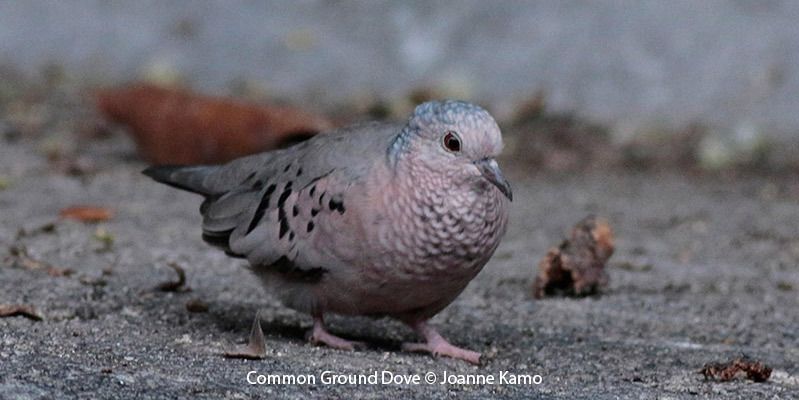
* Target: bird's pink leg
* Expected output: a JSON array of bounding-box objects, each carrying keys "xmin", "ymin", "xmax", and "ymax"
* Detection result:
[
  {"xmin": 401, "ymin": 321, "xmax": 481, "ymax": 364},
  {"xmin": 305, "ymin": 315, "xmax": 361, "ymax": 350}
]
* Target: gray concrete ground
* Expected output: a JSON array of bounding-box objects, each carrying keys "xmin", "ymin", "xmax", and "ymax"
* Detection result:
[{"xmin": 1, "ymin": 130, "xmax": 798, "ymax": 399}]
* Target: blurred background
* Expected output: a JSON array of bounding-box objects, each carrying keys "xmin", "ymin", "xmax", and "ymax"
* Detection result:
[{"xmin": 2, "ymin": 0, "xmax": 799, "ymax": 171}]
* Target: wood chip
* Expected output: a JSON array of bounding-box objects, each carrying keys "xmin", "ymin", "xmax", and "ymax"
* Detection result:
[
  {"xmin": 0, "ymin": 304, "xmax": 43, "ymax": 321},
  {"xmin": 224, "ymin": 316, "xmax": 267, "ymax": 360}
]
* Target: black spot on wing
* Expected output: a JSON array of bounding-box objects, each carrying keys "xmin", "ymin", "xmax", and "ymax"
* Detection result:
[
  {"xmin": 246, "ymin": 183, "xmax": 277, "ymax": 234},
  {"xmin": 328, "ymin": 195, "xmax": 346, "ymax": 214},
  {"xmin": 277, "ymin": 182, "xmax": 293, "ymax": 239},
  {"xmin": 279, "ymin": 208, "xmax": 290, "ymax": 239},
  {"xmin": 306, "ymin": 221, "xmax": 315, "ymax": 232}
]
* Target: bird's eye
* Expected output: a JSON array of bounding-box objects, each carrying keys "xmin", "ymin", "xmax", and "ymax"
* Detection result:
[{"xmin": 442, "ymin": 131, "xmax": 461, "ymax": 152}]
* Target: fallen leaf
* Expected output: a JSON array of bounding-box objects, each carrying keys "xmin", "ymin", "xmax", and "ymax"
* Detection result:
[
  {"xmin": 60, "ymin": 206, "xmax": 114, "ymax": 223},
  {"xmin": 95, "ymin": 84, "xmax": 334, "ymax": 165},
  {"xmin": 701, "ymin": 357, "xmax": 772, "ymax": 382},
  {"xmin": 224, "ymin": 316, "xmax": 267, "ymax": 360},
  {"xmin": 157, "ymin": 262, "xmax": 190, "ymax": 292},
  {"xmin": 0, "ymin": 304, "xmax": 43, "ymax": 321},
  {"xmin": 533, "ymin": 215, "xmax": 614, "ymax": 298}
]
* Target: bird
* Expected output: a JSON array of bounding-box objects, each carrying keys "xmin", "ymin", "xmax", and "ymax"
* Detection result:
[{"xmin": 143, "ymin": 100, "xmax": 512, "ymax": 364}]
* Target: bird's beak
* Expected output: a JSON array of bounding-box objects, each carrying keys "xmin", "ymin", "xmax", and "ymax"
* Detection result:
[{"xmin": 474, "ymin": 158, "xmax": 513, "ymax": 201}]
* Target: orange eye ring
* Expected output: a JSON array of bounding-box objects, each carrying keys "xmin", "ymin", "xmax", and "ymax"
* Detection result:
[{"xmin": 442, "ymin": 131, "xmax": 461, "ymax": 152}]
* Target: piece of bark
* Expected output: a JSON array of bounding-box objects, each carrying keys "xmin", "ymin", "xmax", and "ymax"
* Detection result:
[
  {"xmin": 533, "ymin": 215, "xmax": 614, "ymax": 298},
  {"xmin": 0, "ymin": 304, "xmax": 43, "ymax": 321},
  {"xmin": 701, "ymin": 357, "xmax": 772, "ymax": 382},
  {"xmin": 59, "ymin": 205, "xmax": 114, "ymax": 223},
  {"xmin": 224, "ymin": 316, "xmax": 267, "ymax": 360},
  {"xmin": 95, "ymin": 84, "xmax": 334, "ymax": 165}
]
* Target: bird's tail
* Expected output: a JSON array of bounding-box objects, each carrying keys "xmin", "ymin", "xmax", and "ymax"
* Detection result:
[{"xmin": 141, "ymin": 165, "xmax": 217, "ymax": 196}]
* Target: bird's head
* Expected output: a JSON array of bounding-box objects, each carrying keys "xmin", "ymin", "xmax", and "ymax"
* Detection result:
[{"xmin": 389, "ymin": 100, "xmax": 512, "ymax": 201}]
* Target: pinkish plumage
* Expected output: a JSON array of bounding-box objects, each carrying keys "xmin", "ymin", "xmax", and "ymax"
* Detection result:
[{"xmin": 143, "ymin": 100, "xmax": 511, "ymax": 363}]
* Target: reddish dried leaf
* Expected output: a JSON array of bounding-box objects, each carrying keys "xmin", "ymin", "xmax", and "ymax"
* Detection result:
[
  {"xmin": 533, "ymin": 215, "xmax": 615, "ymax": 298},
  {"xmin": 59, "ymin": 206, "xmax": 114, "ymax": 222},
  {"xmin": 0, "ymin": 304, "xmax": 43, "ymax": 321},
  {"xmin": 701, "ymin": 357, "xmax": 772, "ymax": 382},
  {"xmin": 95, "ymin": 84, "xmax": 334, "ymax": 165}
]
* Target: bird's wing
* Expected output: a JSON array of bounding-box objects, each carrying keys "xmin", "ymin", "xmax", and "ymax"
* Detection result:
[{"xmin": 197, "ymin": 121, "xmax": 400, "ymax": 279}]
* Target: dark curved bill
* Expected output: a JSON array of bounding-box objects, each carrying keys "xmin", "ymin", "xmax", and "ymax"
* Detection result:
[{"xmin": 474, "ymin": 158, "xmax": 513, "ymax": 201}]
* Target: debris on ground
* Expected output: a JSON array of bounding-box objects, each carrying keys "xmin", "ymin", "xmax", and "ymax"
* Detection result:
[
  {"xmin": 224, "ymin": 316, "xmax": 267, "ymax": 360},
  {"xmin": 46, "ymin": 266, "xmax": 74, "ymax": 277},
  {"xmin": 0, "ymin": 304, "xmax": 43, "ymax": 321},
  {"xmin": 700, "ymin": 357, "xmax": 772, "ymax": 382},
  {"xmin": 533, "ymin": 215, "xmax": 615, "ymax": 298},
  {"xmin": 92, "ymin": 227, "xmax": 115, "ymax": 252},
  {"xmin": 59, "ymin": 205, "xmax": 114, "ymax": 223},
  {"xmin": 156, "ymin": 262, "xmax": 190, "ymax": 292},
  {"xmin": 7, "ymin": 245, "xmax": 51, "ymax": 271},
  {"xmin": 94, "ymin": 83, "xmax": 334, "ymax": 165},
  {"xmin": 185, "ymin": 299, "xmax": 209, "ymax": 313}
]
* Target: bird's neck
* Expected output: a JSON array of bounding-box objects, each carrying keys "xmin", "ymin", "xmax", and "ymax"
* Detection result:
[{"xmin": 386, "ymin": 126, "xmax": 415, "ymax": 168}]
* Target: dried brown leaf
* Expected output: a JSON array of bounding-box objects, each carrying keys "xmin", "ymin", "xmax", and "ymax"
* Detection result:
[
  {"xmin": 701, "ymin": 357, "xmax": 772, "ymax": 382},
  {"xmin": 0, "ymin": 304, "xmax": 43, "ymax": 321},
  {"xmin": 533, "ymin": 215, "xmax": 614, "ymax": 298},
  {"xmin": 95, "ymin": 84, "xmax": 334, "ymax": 165}
]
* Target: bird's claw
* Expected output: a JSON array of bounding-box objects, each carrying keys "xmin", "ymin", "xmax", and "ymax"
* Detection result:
[
  {"xmin": 402, "ymin": 339, "xmax": 481, "ymax": 364},
  {"xmin": 306, "ymin": 323, "xmax": 363, "ymax": 350}
]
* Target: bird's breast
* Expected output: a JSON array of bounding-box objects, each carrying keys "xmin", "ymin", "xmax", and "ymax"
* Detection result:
[{"xmin": 373, "ymin": 173, "xmax": 509, "ymax": 280}]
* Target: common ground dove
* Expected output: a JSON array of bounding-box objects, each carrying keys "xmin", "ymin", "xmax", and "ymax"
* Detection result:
[{"xmin": 143, "ymin": 100, "xmax": 512, "ymax": 364}]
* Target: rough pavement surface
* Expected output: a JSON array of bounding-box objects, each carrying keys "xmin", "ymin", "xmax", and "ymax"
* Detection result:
[{"xmin": 1, "ymin": 135, "xmax": 798, "ymax": 399}]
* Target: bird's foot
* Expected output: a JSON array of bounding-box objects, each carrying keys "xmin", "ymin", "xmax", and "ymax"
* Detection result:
[
  {"xmin": 306, "ymin": 317, "xmax": 363, "ymax": 350},
  {"xmin": 402, "ymin": 321, "xmax": 481, "ymax": 364}
]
